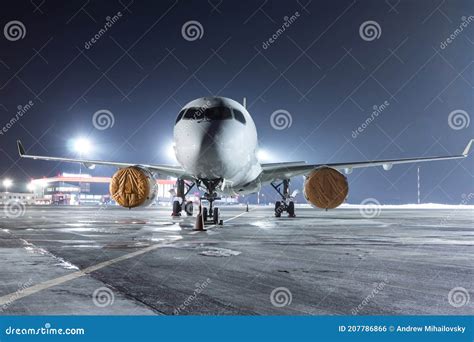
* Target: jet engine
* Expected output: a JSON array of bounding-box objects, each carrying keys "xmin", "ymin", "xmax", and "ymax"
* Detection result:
[
  {"xmin": 304, "ymin": 167, "xmax": 348, "ymax": 209},
  {"xmin": 109, "ymin": 166, "xmax": 158, "ymax": 208}
]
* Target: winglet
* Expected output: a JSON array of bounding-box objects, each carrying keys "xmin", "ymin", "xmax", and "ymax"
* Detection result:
[
  {"xmin": 462, "ymin": 139, "xmax": 474, "ymax": 157},
  {"xmin": 17, "ymin": 140, "xmax": 25, "ymax": 157}
]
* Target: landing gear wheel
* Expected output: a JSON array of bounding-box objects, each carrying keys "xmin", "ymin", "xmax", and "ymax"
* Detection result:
[
  {"xmin": 202, "ymin": 207, "xmax": 208, "ymax": 222},
  {"xmin": 184, "ymin": 201, "xmax": 193, "ymax": 216},
  {"xmin": 287, "ymin": 201, "xmax": 295, "ymax": 217},
  {"xmin": 172, "ymin": 200, "xmax": 181, "ymax": 216},
  {"xmin": 213, "ymin": 207, "xmax": 219, "ymax": 224},
  {"xmin": 275, "ymin": 201, "xmax": 282, "ymax": 217},
  {"xmin": 271, "ymin": 179, "xmax": 297, "ymax": 218}
]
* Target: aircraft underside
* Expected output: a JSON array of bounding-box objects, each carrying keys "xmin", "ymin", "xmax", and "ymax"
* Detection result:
[{"xmin": 170, "ymin": 174, "xmax": 297, "ymax": 227}]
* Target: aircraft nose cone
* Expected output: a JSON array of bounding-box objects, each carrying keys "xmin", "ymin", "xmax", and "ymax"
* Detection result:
[{"xmin": 175, "ymin": 121, "xmax": 230, "ymax": 179}]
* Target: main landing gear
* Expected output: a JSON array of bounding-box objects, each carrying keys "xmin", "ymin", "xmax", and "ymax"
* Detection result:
[
  {"xmin": 172, "ymin": 179, "xmax": 195, "ymax": 217},
  {"xmin": 271, "ymin": 179, "xmax": 296, "ymax": 218}
]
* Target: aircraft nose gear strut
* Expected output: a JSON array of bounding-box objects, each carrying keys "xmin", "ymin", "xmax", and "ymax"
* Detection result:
[
  {"xmin": 271, "ymin": 179, "xmax": 296, "ymax": 218},
  {"xmin": 200, "ymin": 179, "xmax": 223, "ymax": 225},
  {"xmin": 172, "ymin": 179, "xmax": 195, "ymax": 217}
]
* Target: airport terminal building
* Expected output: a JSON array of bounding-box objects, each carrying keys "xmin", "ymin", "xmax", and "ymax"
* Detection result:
[
  {"xmin": 2, "ymin": 173, "xmax": 239, "ymax": 206},
  {"xmin": 29, "ymin": 173, "xmax": 175, "ymax": 205}
]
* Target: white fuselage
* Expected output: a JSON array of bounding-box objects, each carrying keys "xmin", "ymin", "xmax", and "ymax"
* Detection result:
[{"xmin": 173, "ymin": 97, "xmax": 263, "ymax": 195}]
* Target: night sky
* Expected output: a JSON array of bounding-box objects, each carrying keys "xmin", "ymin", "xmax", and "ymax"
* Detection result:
[{"xmin": 0, "ymin": 0, "xmax": 472, "ymax": 204}]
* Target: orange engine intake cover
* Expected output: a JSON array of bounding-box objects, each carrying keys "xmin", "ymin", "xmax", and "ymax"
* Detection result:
[
  {"xmin": 304, "ymin": 167, "xmax": 348, "ymax": 209},
  {"xmin": 109, "ymin": 167, "xmax": 151, "ymax": 208}
]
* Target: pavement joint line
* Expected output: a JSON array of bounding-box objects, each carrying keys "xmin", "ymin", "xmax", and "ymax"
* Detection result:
[{"xmin": 0, "ymin": 237, "xmax": 182, "ymax": 306}]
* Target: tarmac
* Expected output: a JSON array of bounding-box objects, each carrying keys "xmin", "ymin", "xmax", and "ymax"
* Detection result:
[{"xmin": 0, "ymin": 205, "xmax": 472, "ymax": 315}]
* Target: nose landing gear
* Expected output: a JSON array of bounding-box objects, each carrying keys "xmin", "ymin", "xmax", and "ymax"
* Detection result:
[
  {"xmin": 271, "ymin": 179, "xmax": 296, "ymax": 218},
  {"xmin": 202, "ymin": 201, "xmax": 220, "ymax": 225},
  {"xmin": 200, "ymin": 179, "xmax": 223, "ymax": 225},
  {"xmin": 172, "ymin": 178, "xmax": 223, "ymax": 227}
]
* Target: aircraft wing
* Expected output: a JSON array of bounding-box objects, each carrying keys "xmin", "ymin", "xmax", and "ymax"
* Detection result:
[
  {"xmin": 16, "ymin": 140, "xmax": 188, "ymax": 179},
  {"xmin": 260, "ymin": 139, "xmax": 473, "ymax": 183}
]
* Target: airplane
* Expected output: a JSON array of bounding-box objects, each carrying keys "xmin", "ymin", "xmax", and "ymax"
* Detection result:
[{"xmin": 17, "ymin": 96, "xmax": 473, "ymax": 225}]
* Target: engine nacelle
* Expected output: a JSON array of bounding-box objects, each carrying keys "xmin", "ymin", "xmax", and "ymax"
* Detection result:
[
  {"xmin": 304, "ymin": 167, "xmax": 348, "ymax": 209},
  {"xmin": 109, "ymin": 166, "xmax": 158, "ymax": 208}
]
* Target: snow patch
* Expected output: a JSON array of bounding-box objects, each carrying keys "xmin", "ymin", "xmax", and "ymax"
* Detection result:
[
  {"xmin": 340, "ymin": 203, "xmax": 474, "ymax": 209},
  {"xmin": 22, "ymin": 239, "xmax": 80, "ymax": 270},
  {"xmin": 297, "ymin": 203, "xmax": 474, "ymax": 209},
  {"xmin": 199, "ymin": 247, "xmax": 241, "ymax": 257}
]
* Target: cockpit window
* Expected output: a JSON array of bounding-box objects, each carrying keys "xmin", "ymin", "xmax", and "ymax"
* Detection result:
[
  {"xmin": 181, "ymin": 106, "xmax": 233, "ymax": 121},
  {"xmin": 175, "ymin": 109, "xmax": 186, "ymax": 123},
  {"xmin": 203, "ymin": 106, "xmax": 232, "ymax": 120},
  {"xmin": 233, "ymin": 109, "xmax": 246, "ymax": 124},
  {"xmin": 183, "ymin": 107, "xmax": 202, "ymax": 120}
]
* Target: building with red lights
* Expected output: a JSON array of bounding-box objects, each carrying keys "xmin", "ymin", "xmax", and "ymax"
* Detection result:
[{"xmin": 30, "ymin": 173, "xmax": 175, "ymax": 205}]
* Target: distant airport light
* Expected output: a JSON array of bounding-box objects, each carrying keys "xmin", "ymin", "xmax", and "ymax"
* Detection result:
[
  {"xmin": 72, "ymin": 138, "xmax": 92, "ymax": 175},
  {"xmin": 73, "ymin": 138, "xmax": 92, "ymax": 155},
  {"xmin": 3, "ymin": 178, "xmax": 13, "ymax": 192},
  {"xmin": 257, "ymin": 149, "xmax": 272, "ymax": 162},
  {"xmin": 32, "ymin": 179, "xmax": 48, "ymax": 187},
  {"xmin": 166, "ymin": 142, "xmax": 177, "ymax": 162},
  {"xmin": 27, "ymin": 182, "xmax": 35, "ymax": 192}
]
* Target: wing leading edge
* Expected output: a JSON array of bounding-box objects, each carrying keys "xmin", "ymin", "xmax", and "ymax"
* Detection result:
[
  {"xmin": 16, "ymin": 140, "xmax": 188, "ymax": 179},
  {"xmin": 260, "ymin": 139, "xmax": 474, "ymax": 183}
]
